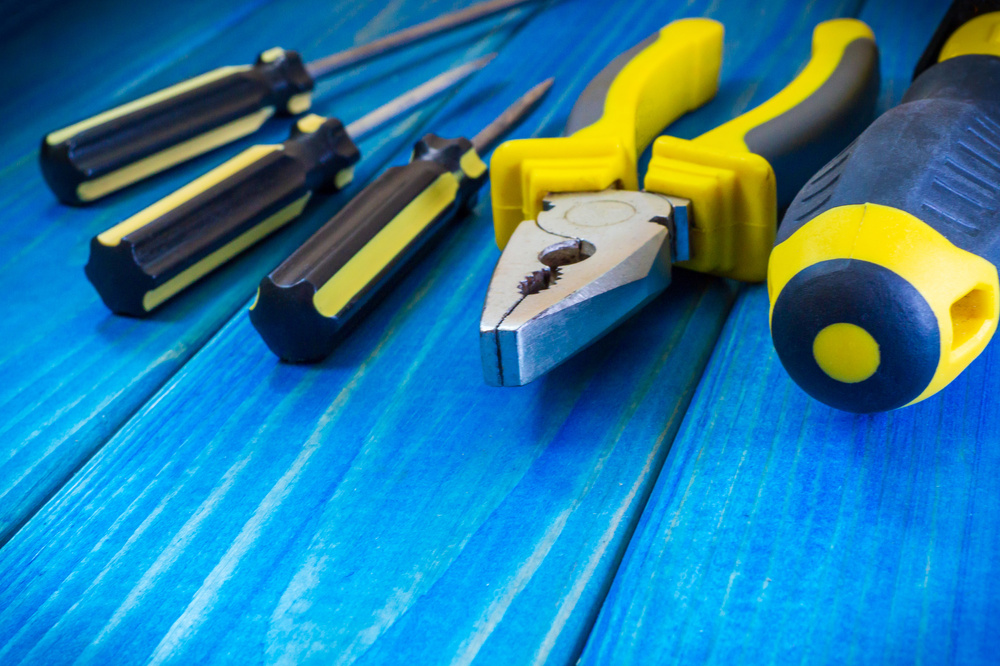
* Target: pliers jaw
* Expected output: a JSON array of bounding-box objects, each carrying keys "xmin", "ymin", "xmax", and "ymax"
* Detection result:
[{"xmin": 480, "ymin": 190, "xmax": 678, "ymax": 386}]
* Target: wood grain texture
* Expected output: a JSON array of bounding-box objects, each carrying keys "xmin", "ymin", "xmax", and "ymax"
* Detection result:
[
  {"xmin": 578, "ymin": 2, "xmax": 1000, "ymax": 664},
  {"xmin": 0, "ymin": 0, "xmax": 856, "ymax": 663},
  {"xmin": 0, "ymin": 0, "xmax": 529, "ymax": 545}
]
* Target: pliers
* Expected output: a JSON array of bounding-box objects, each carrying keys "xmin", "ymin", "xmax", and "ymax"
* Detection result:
[{"xmin": 479, "ymin": 17, "xmax": 880, "ymax": 386}]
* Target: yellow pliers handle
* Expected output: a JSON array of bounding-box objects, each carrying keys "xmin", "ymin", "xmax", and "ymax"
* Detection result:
[
  {"xmin": 490, "ymin": 18, "xmax": 879, "ymax": 284},
  {"xmin": 648, "ymin": 19, "xmax": 877, "ymax": 281},
  {"xmin": 489, "ymin": 18, "xmax": 724, "ymax": 247}
]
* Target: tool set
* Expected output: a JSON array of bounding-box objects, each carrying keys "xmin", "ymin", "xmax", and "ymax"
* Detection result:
[
  {"xmin": 479, "ymin": 18, "xmax": 878, "ymax": 386},
  {"xmin": 50, "ymin": 0, "xmax": 996, "ymax": 415},
  {"xmin": 85, "ymin": 58, "xmax": 492, "ymax": 315},
  {"xmin": 250, "ymin": 79, "xmax": 552, "ymax": 361}
]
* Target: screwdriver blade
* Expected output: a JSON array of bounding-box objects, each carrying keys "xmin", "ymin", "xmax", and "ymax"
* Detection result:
[
  {"xmin": 472, "ymin": 77, "xmax": 553, "ymax": 153},
  {"xmin": 346, "ymin": 54, "xmax": 496, "ymax": 140},
  {"xmin": 306, "ymin": 0, "xmax": 540, "ymax": 80}
]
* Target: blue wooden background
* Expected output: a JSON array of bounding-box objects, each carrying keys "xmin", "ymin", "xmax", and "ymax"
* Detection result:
[{"xmin": 2, "ymin": 0, "xmax": 989, "ymax": 663}]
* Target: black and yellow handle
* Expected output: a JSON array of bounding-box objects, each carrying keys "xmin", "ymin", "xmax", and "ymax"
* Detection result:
[
  {"xmin": 85, "ymin": 114, "xmax": 356, "ymax": 316},
  {"xmin": 489, "ymin": 18, "xmax": 724, "ymax": 247},
  {"xmin": 41, "ymin": 48, "xmax": 314, "ymax": 205},
  {"xmin": 769, "ymin": 5, "xmax": 1000, "ymax": 412},
  {"xmin": 250, "ymin": 133, "xmax": 487, "ymax": 362},
  {"xmin": 644, "ymin": 18, "xmax": 879, "ymax": 281}
]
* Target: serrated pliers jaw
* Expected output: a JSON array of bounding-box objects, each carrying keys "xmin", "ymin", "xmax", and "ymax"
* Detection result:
[{"xmin": 480, "ymin": 189, "xmax": 676, "ymax": 386}]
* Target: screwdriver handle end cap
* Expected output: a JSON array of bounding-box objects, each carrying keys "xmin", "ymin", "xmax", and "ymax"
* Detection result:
[
  {"xmin": 489, "ymin": 17, "xmax": 724, "ymax": 249},
  {"xmin": 768, "ymin": 14, "xmax": 1000, "ymax": 412},
  {"xmin": 769, "ymin": 203, "xmax": 999, "ymax": 413}
]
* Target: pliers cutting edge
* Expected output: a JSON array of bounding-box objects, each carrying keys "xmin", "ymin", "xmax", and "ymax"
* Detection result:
[{"xmin": 480, "ymin": 17, "xmax": 880, "ymax": 386}]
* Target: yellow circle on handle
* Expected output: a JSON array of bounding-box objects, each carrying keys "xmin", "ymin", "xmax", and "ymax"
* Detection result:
[{"xmin": 812, "ymin": 323, "xmax": 880, "ymax": 383}]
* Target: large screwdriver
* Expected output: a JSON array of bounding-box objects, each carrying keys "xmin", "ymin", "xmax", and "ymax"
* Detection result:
[
  {"xmin": 249, "ymin": 79, "xmax": 553, "ymax": 362},
  {"xmin": 40, "ymin": 0, "xmax": 541, "ymax": 205},
  {"xmin": 86, "ymin": 57, "xmax": 492, "ymax": 317},
  {"xmin": 769, "ymin": 0, "xmax": 1000, "ymax": 413}
]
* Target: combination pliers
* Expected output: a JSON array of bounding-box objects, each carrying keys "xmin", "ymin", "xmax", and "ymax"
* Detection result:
[{"xmin": 479, "ymin": 17, "xmax": 880, "ymax": 386}]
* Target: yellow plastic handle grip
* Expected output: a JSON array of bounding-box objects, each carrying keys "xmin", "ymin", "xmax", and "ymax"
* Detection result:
[
  {"xmin": 489, "ymin": 18, "xmax": 723, "ymax": 248},
  {"xmin": 645, "ymin": 18, "xmax": 878, "ymax": 282},
  {"xmin": 693, "ymin": 19, "xmax": 876, "ymax": 155},
  {"xmin": 938, "ymin": 12, "xmax": 1000, "ymax": 61}
]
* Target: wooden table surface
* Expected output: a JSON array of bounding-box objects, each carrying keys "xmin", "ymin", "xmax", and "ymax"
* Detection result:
[{"xmin": 3, "ymin": 0, "xmax": 993, "ymax": 664}]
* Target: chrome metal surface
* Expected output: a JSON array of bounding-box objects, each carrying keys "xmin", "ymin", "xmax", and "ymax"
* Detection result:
[
  {"xmin": 480, "ymin": 189, "xmax": 675, "ymax": 386},
  {"xmin": 306, "ymin": 0, "xmax": 538, "ymax": 80},
  {"xmin": 471, "ymin": 78, "xmax": 554, "ymax": 153},
  {"xmin": 346, "ymin": 55, "xmax": 495, "ymax": 140}
]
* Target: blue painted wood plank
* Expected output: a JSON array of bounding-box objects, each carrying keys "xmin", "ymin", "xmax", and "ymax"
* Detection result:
[
  {"xmin": 577, "ymin": 2, "xmax": 1000, "ymax": 664},
  {"xmin": 0, "ymin": 0, "xmax": 863, "ymax": 663},
  {"xmin": 0, "ymin": 0, "xmax": 530, "ymax": 545}
]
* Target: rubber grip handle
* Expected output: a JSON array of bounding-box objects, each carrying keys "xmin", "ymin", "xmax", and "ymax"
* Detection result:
[
  {"xmin": 250, "ymin": 134, "xmax": 488, "ymax": 362},
  {"xmin": 642, "ymin": 18, "xmax": 879, "ymax": 282},
  {"xmin": 41, "ymin": 48, "xmax": 314, "ymax": 205},
  {"xmin": 693, "ymin": 19, "xmax": 879, "ymax": 207},
  {"xmin": 85, "ymin": 116, "xmax": 358, "ymax": 316},
  {"xmin": 769, "ymin": 53, "xmax": 1000, "ymax": 412},
  {"xmin": 563, "ymin": 19, "xmax": 721, "ymax": 161},
  {"xmin": 488, "ymin": 18, "xmax": 722, "ymax": 248}
]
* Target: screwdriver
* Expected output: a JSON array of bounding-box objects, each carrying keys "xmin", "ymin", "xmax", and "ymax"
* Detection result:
[
  {"xmin": 249, "ymin": 78, "xmax": 553, "ymax": 362},
  {"xmin": 85, "ymin": 57, "xmax": 492, "ymax": 317},
  {"xmin": 769, "ymin": 0, "xmax": 1000, "ymax": 412},
  {"xmin": 40, "ymin": 0, "xmax": 542, "ymax": 205}
]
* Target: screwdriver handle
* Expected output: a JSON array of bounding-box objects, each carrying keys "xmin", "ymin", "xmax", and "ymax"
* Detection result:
[
  {"xmin": 41, "ymin": 48, "xmax": 314, "ymax": 205},
  {"xmin": 250, "ymin": 134, "xmax": 487, "ymax": 362},
  {"xmin": 644, "ymin": 18, "xmax": 879, "ymax": 281},
  {"xmin": 85, "ymin": 115, "xmax": 357, "ymax": 316},
  {"xmin": 769, "ymin": 13, "xmax": 1000, "ymax": 413},
  {"xmin": 489, "ymin": 18, "xmax": 724, "ymax": 247}
]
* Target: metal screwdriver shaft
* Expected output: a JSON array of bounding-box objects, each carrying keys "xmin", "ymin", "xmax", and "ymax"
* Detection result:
[
  {"xmin": 307, "ymin": 0, "xmax": 539, "ymax": 79},
  {"xmin": 41, "ymin": 0, "xmax": 541, "ymax": 205},
  {"xmin": 472, "ymin": 77, "xmax": 553, "ymax": 152},
  {"xmin": 347, "ymin": 54, "xmax": 496, "ymax": 139}
]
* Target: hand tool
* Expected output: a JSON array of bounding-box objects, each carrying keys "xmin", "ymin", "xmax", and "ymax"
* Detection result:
[
  {"xmin": 480, "ymin": 18, "xmax": 879, "ymax": 387},
  {"xmin": 769, "ymin": 0, "xmax": 1000, "ymax": 413},
  {"xmin": 39, "ymin": 0, "xmax": 541, "ymax": 205},
  {"xmin": 249, "ymin": 79, "xmax": 553, "ymax": 362},
  {"xmin": 85, "ymin": 57, "xmax": 491, "ymax": 317}
]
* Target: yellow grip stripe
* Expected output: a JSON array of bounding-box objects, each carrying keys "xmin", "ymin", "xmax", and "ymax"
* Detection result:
[
  {"xmin": 142, "ymin": 192, "xmax": 312, "ymax": 311},
  {"xmin": 459, "ymin": 149, "xmax": 487, "ymax": 178},
  {"xmin": 98, "ymin": 144, "xmax": 281, "ymax": 246},
  {"xmin": 77, "ymin": 108, "xmax": 275, "ymax": 202},
  {"xmin": 939, "ymin": 12, "xmax": 1000, "ymax": 61},
  {"xmin": 695, "ymin": 18, "xmax": 874, "ymax": 153},
  {"xmin": 313, "ymin": 172, "xmax": 459, "ymax": 318},
  {"xmin": 46, "ymin": 66, "xmax": 253, "ymax": 145}
]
